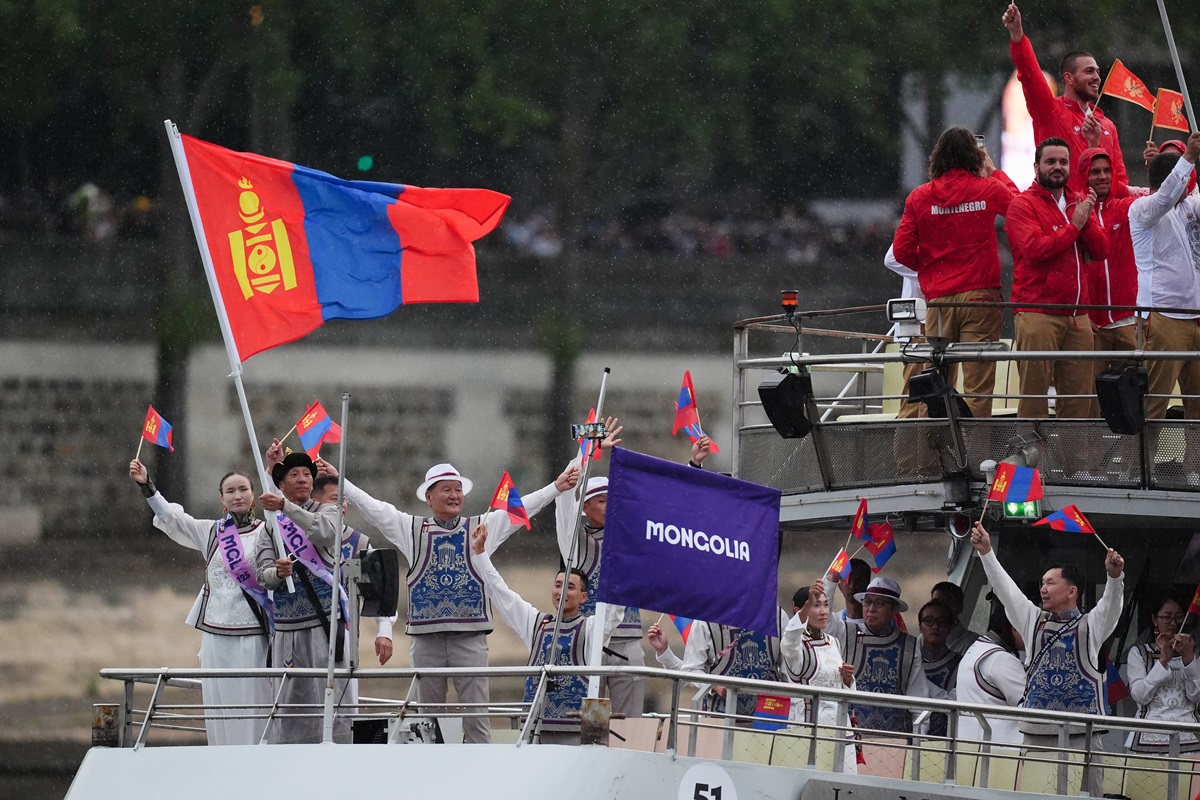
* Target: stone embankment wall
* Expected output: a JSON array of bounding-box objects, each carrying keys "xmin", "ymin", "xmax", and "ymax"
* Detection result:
[{"xmin": 0, "ymin": 341, "xmax": 728, "ymax": 538}]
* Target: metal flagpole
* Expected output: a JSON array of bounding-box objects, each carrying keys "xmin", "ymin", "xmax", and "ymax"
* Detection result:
[
  {"xmin": 322, "ymin": 392, "xmax": 351, "ymax": 743},
  {"xmin": 162, "ymin": 119, "xmax": 295, "ymax": 593},
  {"xmin": 547, "ymin": 368, "xmax": 612, "ymax": 703},
  {"xmin": 1156, "ymin": 0, "xmax": 1198, "ymax": 132}
]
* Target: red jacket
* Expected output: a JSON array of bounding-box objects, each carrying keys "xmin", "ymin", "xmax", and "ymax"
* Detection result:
[
  {"xmin": 891, "ymin": 168, "xmax": 1018, "ymax": 299},
  {"xmin": 1076, "ymin": 147, "xmax": 1137, "ymax": 327},
  {"xmin": 1006, "ymin": 181, "xmax": 1109, "ymax": 315},
  {"xmin": 1011, "ymin": 34, "xmax": 1128, "ymax": 197}
]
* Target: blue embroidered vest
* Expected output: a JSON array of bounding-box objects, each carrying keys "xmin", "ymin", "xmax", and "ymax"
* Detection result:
[
  {"xmin": 406, "ymin": 516, "xmax": 490, "ymax": 635},
  {"xmin": 1022, "ymin": 611, "xmax": 1103, "ymax": 734},
  {"xmin": 523, "ymin": 614, "xmax": 589, "ymax": 732},
  {"xmin": 273, "ymin": 528, "xmax": 361, "ymax": 631},
  {"xmin": 704, "ymin": 625, "xmax": 780, "ymax": 717},
  {"xmin": 846, "ymin": 624, "xmax": 916, "ymax": 733}
]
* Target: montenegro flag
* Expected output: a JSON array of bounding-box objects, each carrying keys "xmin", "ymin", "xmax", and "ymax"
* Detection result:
[
  {"xmin": 1101, "ymin": 59, "xmax": 1155, "ymax": 113},
  {"xmin": 1153, "ymin": 89, "xmax": 1191, "ymax": 133},
  {"xmin": 176, "ymin": 131, "xmax": 510, "ymax": 361}
]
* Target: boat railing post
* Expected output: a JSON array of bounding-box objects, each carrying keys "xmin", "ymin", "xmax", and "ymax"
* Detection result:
[
  {"xmin": 133, "ymin": 672, "xmax": 166, "ymax": 750},
  {"xmin": 1056, "ymin": 726, "xmax": 1069, "ymax": 796},
  {"xmin": 517, "ymin": 670, "xmax": 550, "ymax": 746},
  {"xmin": 260, "ymin": 672, "xmax": 289, "ymax": 745},
  {"xmin": 666, "ymin": 677, "xmax": 681, "ymax": 754},
  {"xmin": 1081, "ymin": 720, "xmax": 1096, "ymax": 797},
  {"xmin": 976, "ymin": 714, "xmax": 992, "ymax": 788},
  {"xmin": 911, "ymin": 722, "xmax": 923, "ymax": 782},
  {"xmin": 722, "ymin": 690, "xmax": 738, "ymax": 761},
  {"xmin": 1168, "ymin": 731, "xmax": 1181, "ymax": 800},
  {"xmin": 122, "ymin": 679, "xmax": 135, "ymax": 748},
  {"xmin": 944, "ymin": 707, "xmax": 958, "ymax": 785},
  {"xmin": 731, "ymin": 326, "xmax": 747, "ymax": 477},
  {"xmin": 386, "ymin": 677, "xmax": 421, "ymax": 744},
  {"xmin": 808, "ymin": 693, "xmax": 821, "ymax": 769},
  {"xmin": 834, "ymin": 698, "xmax": 851, "ymax": 773}
]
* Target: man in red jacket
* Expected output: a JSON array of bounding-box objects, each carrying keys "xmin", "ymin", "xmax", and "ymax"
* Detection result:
[
  {"xmin": 1079, "ymin": 148, "xmax": 1139, "ymax": 418},
  {"xmin": 1006, "ymin": 138, "xmax": 1108, "ymax": 418},
  {"xmin": 1003, "ymin": 3, "xmax": 1128, "ymax": 197},
  {"xmin": 891, "ymin": 127, "xmax": 1018, "ymax": 417}
]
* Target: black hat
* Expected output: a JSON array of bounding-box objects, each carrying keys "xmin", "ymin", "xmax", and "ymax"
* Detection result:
[{"xmin": 272, "ymin": 452, "xmax": 317, "ymax": 486}]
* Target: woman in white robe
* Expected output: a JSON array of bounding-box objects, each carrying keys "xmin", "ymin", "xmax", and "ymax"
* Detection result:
[
  {"xmin": 781, "ymin": 581, "xmax": 858, "ymax": 774},
  {"xmin": 1126, "ymin": 594, "xmax": 1200, "ymax": 754},
  {"xmin": 130, "ymin": 460, "xmax": 272, "ymax": 746}
]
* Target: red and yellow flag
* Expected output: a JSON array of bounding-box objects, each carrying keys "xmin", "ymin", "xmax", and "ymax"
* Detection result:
[
  {"xmin": 1153, "ymin": 89, "xmax": 1191, "ymax": 133},
  {"xmin": 849, "ymin": 498, "xmax": 869, "ymax": 541},
  {"xmin": 1101, "ymin": 59, "xmax": 1155, "ymax": 113}
]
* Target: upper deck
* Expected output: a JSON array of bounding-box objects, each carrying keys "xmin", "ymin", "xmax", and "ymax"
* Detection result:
[{"xmin": 730, "ymin": 301, "xmax": 1200, "ymax": 528}]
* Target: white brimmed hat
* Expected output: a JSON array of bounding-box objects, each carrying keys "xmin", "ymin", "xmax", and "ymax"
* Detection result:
[
  {"xmin": 853, "ymin": 576, "xmax": 909, "ymax": 612},
  {"xmin": 584, "ymin": 477, "xmax": 609, "ymax": 501},
  {"xmin": 416, "ymin": 463, "xmax": 473, "ymax": 501}
]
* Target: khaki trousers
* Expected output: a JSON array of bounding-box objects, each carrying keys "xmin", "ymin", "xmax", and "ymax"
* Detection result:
[
  {"xmin": 1145, "ymin": 312, "xmax": 1200, "ymax": 420},
  {"xmin": 1014, "ymin": 312, "xmax": 1095, "ymax": 418},
  {"xmin": 924, "ymin": 288, "xmax": 1003, "ymax": 417}
]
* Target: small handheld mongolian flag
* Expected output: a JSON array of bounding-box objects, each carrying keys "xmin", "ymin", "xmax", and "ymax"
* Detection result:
[
  {"xmin": 672, "ymin": 370, "xmax": 720, "ymax": 453},
  {"xmin": 849, "ymin": 498, "xmax": 869, "ymax": 541},
  {"xmin": 1034, "ymin": 504, "xmax": 1095, "ymax": 533},
  {"xmin": 142, "ymin": 405, "xmax": 174, "ymax": 452},
  {"xmin": 829, "ymin": 548, "xmax": 852, "ymax": 581},
  {"xmin": 1101, "ymin": 59, "xmax": 1155, "ymax": 113},
  {"xmin": 865, "ymin": 521, "xmax": 897, "ymax": 573},
  {"xmin": 576, "ymin": 408, "xmax": 604, "ymax": 462},
  {"xmin": 669, "ymin": 614, "xmax": 695, "ymax": 644},
  {"xmin": 1189, "ymin": 583, "xmax": 1200, "ymax": 616},
  {"xmin": 296, "ymin": 401, "xmax": 335, "ymax": 458},
  {"xmin": 989, "ymin": 463, "xmax": 1043, "ymax": 503},
  {"xmin": 489, "ymin": 471, "xmax": 531, "ymax": 529}
]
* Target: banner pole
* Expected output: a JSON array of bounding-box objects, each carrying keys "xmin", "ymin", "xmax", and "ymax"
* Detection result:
[
  {"xmin": 321, "ymin": 391, "xmax": 351, "ymax": 743},
  {"xmin": 162, "ymin": 119, "xmax": 294, "ymax": 593},
  {"xmin": 544, "ymin": 368, "xmax": 611, "ymax": 714},
  {"xmin": 1156, "ymin": 0, "xmax": 1199, "ymax": 132}
]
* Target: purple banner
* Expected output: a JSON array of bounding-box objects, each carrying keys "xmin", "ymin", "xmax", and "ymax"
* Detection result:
[{"xmin": 597, "ymin": 448, "xmax": 781, "ymax": 636}]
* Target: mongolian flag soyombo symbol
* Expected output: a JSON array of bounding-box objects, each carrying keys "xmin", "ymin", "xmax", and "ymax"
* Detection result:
[
  {"xmin": 142, "ymin": 405, "xmax": 174, "ymax": 452},
  {"xmin": 1153, "ymin": 89, "xmax": 1191, "ymax": 133},
  {"xmin": 1101, "ymin": 59, "xmax": 1155, "ymax": 113},
  {"xmin": 177, "ymin": 133, "xmax": 511, "ymax": 361}
]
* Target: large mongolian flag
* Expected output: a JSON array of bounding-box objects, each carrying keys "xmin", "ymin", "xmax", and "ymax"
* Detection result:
[{"xmin": 175, "ymin": 132, "xmax": 511, "ymax": 360}]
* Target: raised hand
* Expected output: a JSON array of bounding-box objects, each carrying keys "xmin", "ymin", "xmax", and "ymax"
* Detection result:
[
  {"xmin": 556, "ymin": 463, "xmax": 580, "ymax": 492},
  {"xmin": 1104, "ymin": 547, "xmax": 1125, "ymax": 578},
  {"xmin": 970, "ymin": 522, "xmax": 993, "ymax": 555},
  {"xmin": 601, "ymin": 416, "xmax": 623, "ymax": 451},
  {"xmin": 1003, "ymin": 3, "xmax": 1023, "ymax": 42},
  {"xmin": 1072, "ymin": 189, "xmax": 1098, "ymax": 230},
  {"xmin": 129, "ymin": 459, "xmax": 148, "ymax": 484}
]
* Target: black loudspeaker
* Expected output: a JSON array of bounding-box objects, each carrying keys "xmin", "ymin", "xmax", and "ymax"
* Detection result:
[
  {"xmin": 1095, "ymin": 365, "xmax": 1148, "ymax": 434},
  {"xmin": 758, "ymin": 372, "xmax": 813, "ymax": 439},
  {"xmin": 360, "ymin": 549, "xmax": 400, "ymax": 617},
  {"xmin": 908, "ymin": 367, "xmax": 972, "ymax": 419}
]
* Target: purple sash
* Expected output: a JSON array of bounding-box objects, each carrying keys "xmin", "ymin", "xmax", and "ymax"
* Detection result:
[
  {"xmin": 216, "ymin": 516, "xmax": 275, "ymax": 632},
  {"xmin": 275, "ymin": 512, "xmax": 352, "ymax": 627}
]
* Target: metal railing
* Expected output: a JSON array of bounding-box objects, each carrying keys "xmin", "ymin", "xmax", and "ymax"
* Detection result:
[{"xmin": 96, "ymin": 664, "xmax": 1200, "ymax": 798}]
